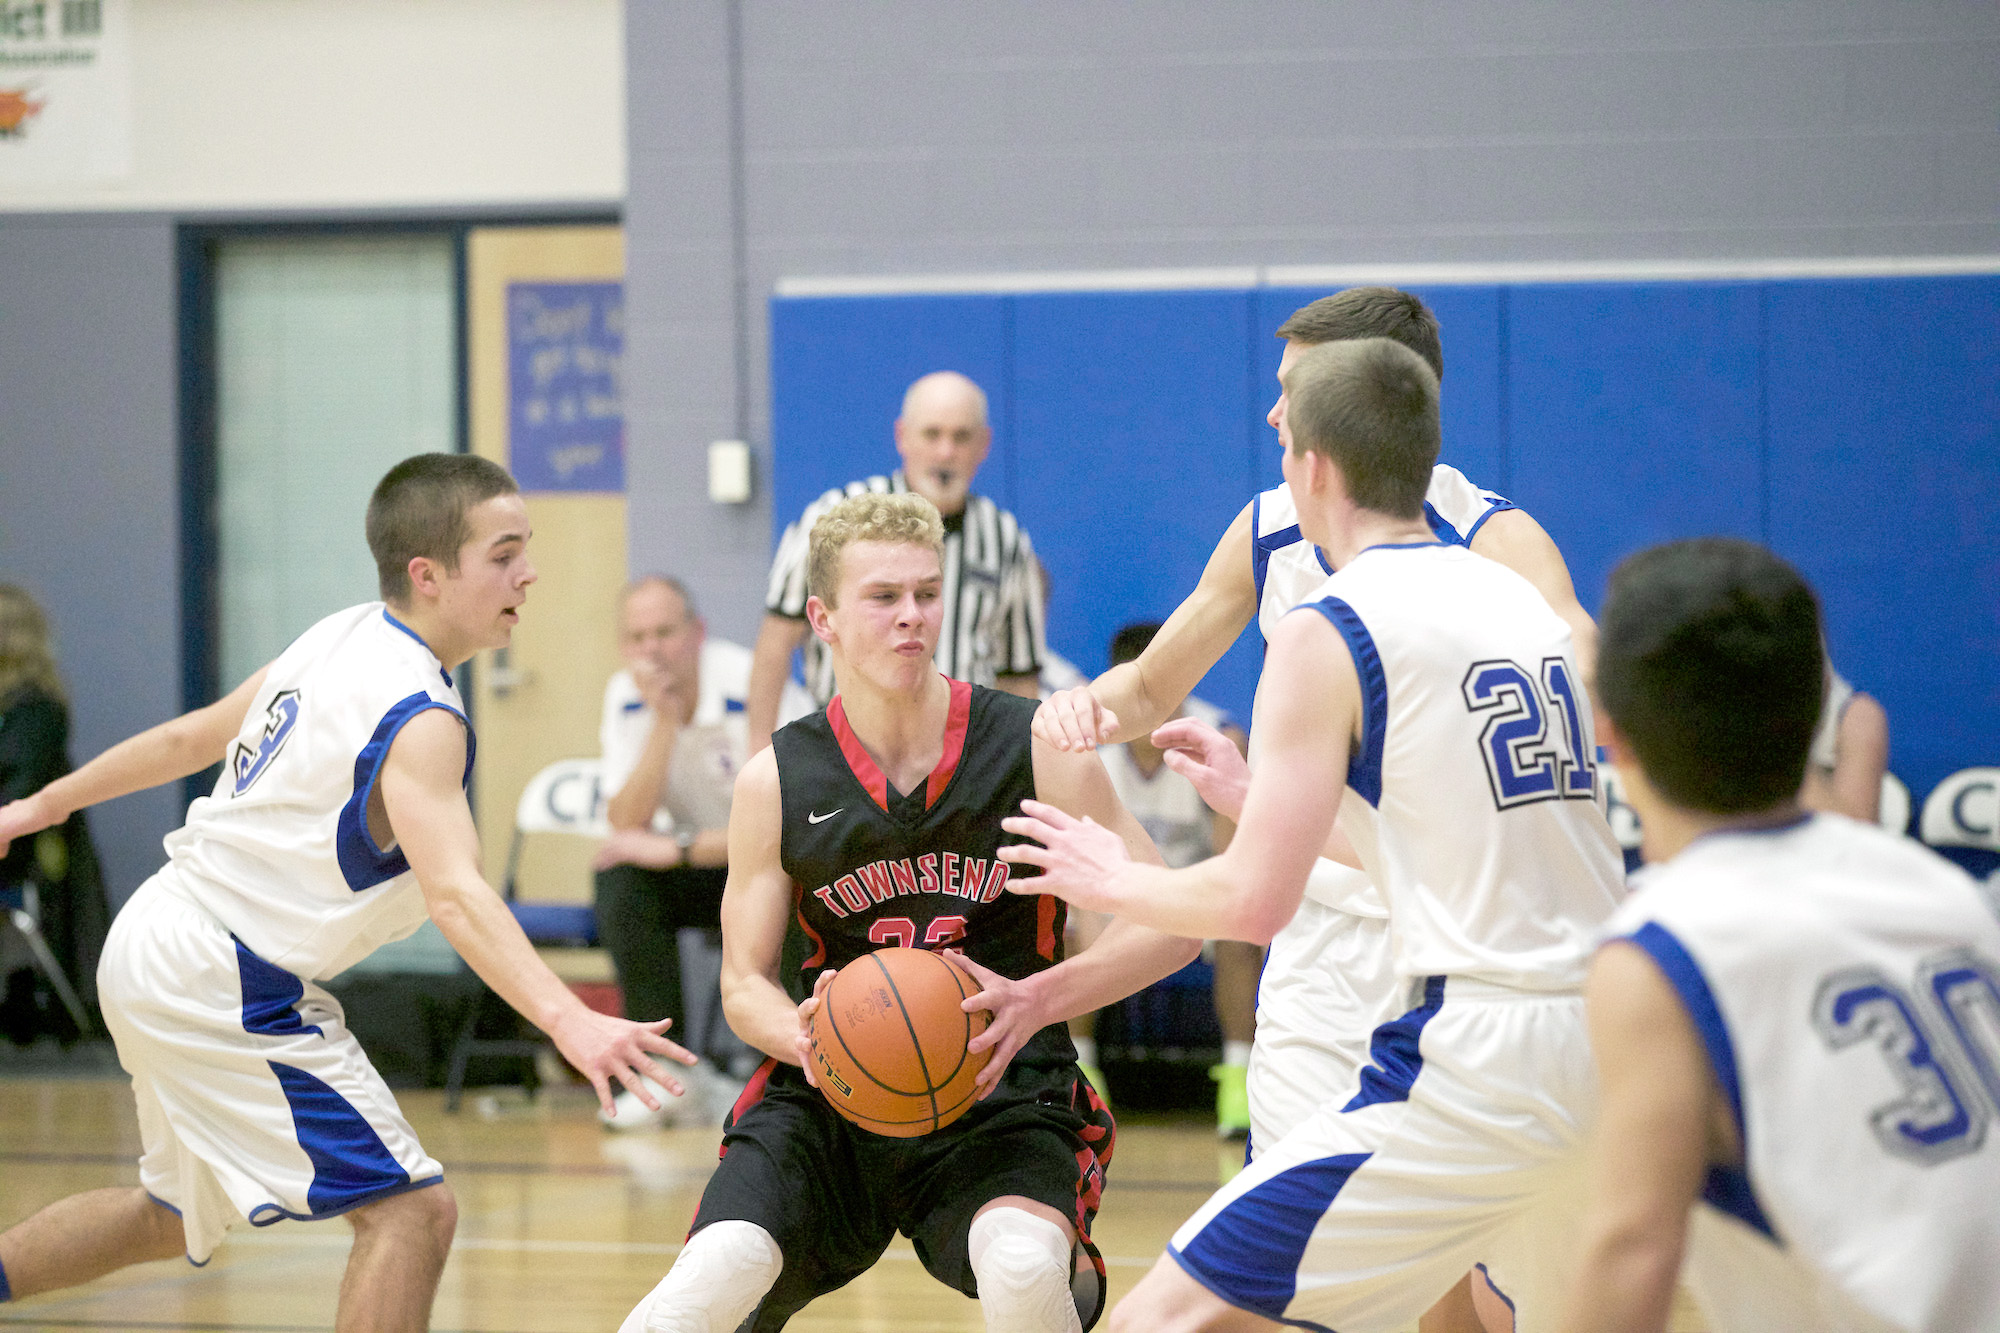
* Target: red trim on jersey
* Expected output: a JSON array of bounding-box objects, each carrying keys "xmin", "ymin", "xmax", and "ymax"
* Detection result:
[
  {"xmin": 925, "ymin": 678, "xmax": 973, "ymax": 809},
  {"xmin": 718, "ymin": 1057, "xmax": 778, "ymax": 1153},
  {"xmin": 794, "ymin": 881, "xmax": 826, "ymax": 970},
  {"xmin": 828, "ymin": 676, "xmax": 972, "ymax": 813},
  {"xmin": 826, "ymin": 694, "xmax": 890, "ymax": 810},
  {"xmin": 1037, "ymin": 893, "xmax": 1059, "ymax": 961}
]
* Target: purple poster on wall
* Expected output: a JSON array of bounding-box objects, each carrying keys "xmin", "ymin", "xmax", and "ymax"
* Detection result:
[{"xmin": 507, "ymin": 281, "xmax": 624, "ymax": 492}]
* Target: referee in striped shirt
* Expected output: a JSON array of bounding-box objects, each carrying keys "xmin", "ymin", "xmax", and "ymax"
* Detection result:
[{"xmin": 744, "ymin": 370, "xmax": 1048, "ymax": 753}]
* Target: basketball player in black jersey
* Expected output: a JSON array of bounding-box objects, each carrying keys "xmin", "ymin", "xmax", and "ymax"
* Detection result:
[{"xmin": 619, "ymin": 492, "xmax": 1199, "ymax": 1333}]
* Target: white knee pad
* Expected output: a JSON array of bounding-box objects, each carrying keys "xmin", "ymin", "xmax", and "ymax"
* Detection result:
[
  {"xmin": 968, "ymin": 1208, "xmax": 1081, "ymax": 1333},
  {"xmin": 617, "ymin": 1220, "xmax": 782, "ymax": 1333}
]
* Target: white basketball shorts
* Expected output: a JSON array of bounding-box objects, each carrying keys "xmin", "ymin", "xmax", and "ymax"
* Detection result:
[
  {"xmin": 1173, "ymin": 976, "xmax": 1595, "ymax": 1333},
  {"xmin": 98, "ymin": 871, "xmax": 443, "ymax": 1263},
  {"xmin": 1246, "ymin": 898, "xmax": 1399, "ymax": 1155}
]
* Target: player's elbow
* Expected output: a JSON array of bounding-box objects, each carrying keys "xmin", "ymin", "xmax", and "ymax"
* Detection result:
[{"xmin": 1233, "ymin": 897, "xmax": 1289, "ymax": 948}]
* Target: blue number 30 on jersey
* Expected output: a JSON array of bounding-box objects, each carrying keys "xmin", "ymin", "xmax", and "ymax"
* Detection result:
[{"xmin": 231, "ymin": 690, "xmax": 302, "ymax": 797}]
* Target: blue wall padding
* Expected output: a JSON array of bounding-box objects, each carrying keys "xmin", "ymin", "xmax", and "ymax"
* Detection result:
[
  {"xmin": 1009, "ymin": 290, "xmax": 1263, "ymax": 711},
  {"xmin": 768, "ymin": 274, "xmax": 1998, "ymax": 826},
  {"xmin": 769, "ymin": 293, "xmax": 1011, "ymax": 529},
  {"xmin": 1506, "ymin": 281, "xmax": 1767, "ymax": 617},
  {"xmin": 1763, "ymin": 275, "xmax": 2000, "ymax": 804}
]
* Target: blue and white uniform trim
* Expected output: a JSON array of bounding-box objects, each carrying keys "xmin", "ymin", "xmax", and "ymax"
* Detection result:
[
  {"xmin": 334, "ymin": 691, "xmax": 474, "ymax": 892},
  {"xmin": 1344, "ymin": 976, "xmax": 1448, "ymax": 1111},
  {"xmin": 1622, "ymin": 921, "xmax": 1777, "ymax": 1240},
  {"xmin": 235, "ymin": 938, "xmax": 323, "ymax": 1039},
  {"xmin": 1170, "ymin": 1153, "xmax": 1369, "ymax": 1331},
  {"xmin": 1300, "ymin": 596, "xmax": 1388, "ymax": 807}
]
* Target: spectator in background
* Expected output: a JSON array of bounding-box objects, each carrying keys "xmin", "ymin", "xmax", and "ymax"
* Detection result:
[
  {"xmin": 594, "ymin": 575, "xmax": 811, "ymax": 1128},
  {"xmin": 0, "ymin": 584, "xmax": 108, "ymax": 1043},
  {"xmin": 1799, "ymin": 657, "xmax": 1890, "ymax": 824},
  {"xmin": 744, "ymin": 371, "xmax": 1046, "ymax": 751},
  {"xmin": 1068, "ymin": 623, "xmax": 1261, "ymax": 1139}
]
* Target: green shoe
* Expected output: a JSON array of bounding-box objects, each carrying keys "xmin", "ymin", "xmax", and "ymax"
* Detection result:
[
  {"xmin": 1210, "ymin": 1062, "xmax": 1250, "ymax": 1139},
  {"xmin": 1077, "ymin": 1060, "xmax": 1112, "ymax": 1109}
]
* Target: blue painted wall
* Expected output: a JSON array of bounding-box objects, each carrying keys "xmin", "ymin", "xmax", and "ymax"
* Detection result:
[{"xmin": 769, "ymin": 272, "xmax": 2000, "ymax": 869}]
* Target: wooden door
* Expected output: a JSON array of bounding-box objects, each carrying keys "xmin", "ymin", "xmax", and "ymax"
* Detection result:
[{"xmin": 466, "ymin": 225, "xmax": 624, "ymax": 903}]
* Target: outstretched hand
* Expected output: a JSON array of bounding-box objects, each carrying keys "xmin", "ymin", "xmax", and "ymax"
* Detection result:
[
  {"xmin": 1032, "ymin": 687, "xmax": 1118, "ymax": 753},
  {"xmin": 949, "ymin": 950, "xmax": 1045, "ymax": 1099},
  {"xmin": 1153, "ymin": 717, "xmax": 1252, "ymax": 822},
  {"xmin": 795, "ymin": 968, "xmax": 837, "ymax": 1086},
  {"xmin": 998, "ymin": 799, "xmax": 1133, "ymax": 913},
  {"xmin": 0, "ymin": 793, "xmax": 59, "ymax": 861},
  {"xmin": 548, "ymin": 1007, "xmax": 699, "ymax": 1118}
]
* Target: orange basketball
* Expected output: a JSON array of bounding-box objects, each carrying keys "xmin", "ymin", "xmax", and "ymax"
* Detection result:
[{"xmin": 807, "ymin": 947, "xmax": 991, "ymax": 1138}]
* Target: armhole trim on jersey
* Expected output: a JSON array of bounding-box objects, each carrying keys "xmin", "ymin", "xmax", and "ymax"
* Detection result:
[
  {"xmin": 336, "ymin": 692, "xmax": 471, "ymax": 893},
  {"xmin": 1621, "ymin": 921, "xmax": 1778, "ymax": 1242},
  {"xmin": 1423, "ymin": 500, "xmax": 1466, "ymax": 546},
  {"xmin": 1300, "ymin": 596, "xmax": 1387, "ymax": 808},
  {"xmin": 1461, "ymin": 501, "xmax": 1517, "ymax": 548}
]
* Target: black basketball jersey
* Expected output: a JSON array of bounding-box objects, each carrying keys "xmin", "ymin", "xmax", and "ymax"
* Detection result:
[{"xmin": 773, "ymin": 678, "xmax": 1076, "ymax": 1066}]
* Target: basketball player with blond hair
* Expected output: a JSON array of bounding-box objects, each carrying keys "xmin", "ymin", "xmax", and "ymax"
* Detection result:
[{"xmin": 620, "ymin": 491, "xmax": 1194, "ymax": 1333}]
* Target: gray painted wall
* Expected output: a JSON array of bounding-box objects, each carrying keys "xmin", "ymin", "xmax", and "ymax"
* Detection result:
[
  {"xmin": 623, "ymin": 0, "xmax": 2000, "ymax": 644},
  {"xmin": 0, "ymin": 214, "xmax": 183, "ymax": 906}
]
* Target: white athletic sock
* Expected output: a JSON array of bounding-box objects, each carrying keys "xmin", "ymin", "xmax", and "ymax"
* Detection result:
[
  {"xmin": 968, "ymin": 1208, "xmax": 1080, "ymax": 1333},
  {"xmin": 1222, "ymin": 1040, "xmax": 1252, "ymax": 1067},
  {"xmin": 1071, "ymin": 1036, "xmax": 1098, "ymax": 1067},
  {"xmin": 618, "ymin": 1220, "xmax": 782, "ymax": 1333}
]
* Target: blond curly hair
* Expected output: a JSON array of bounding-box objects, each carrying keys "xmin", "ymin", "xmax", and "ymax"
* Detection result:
[{"xmin": 807, "ymin": 491, "xmax": 946, "ymax": 607}]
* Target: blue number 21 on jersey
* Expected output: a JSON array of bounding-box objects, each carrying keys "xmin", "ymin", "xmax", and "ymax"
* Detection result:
[{"xmin": 1461, "ymin": 657, "xmax": 1597, "ymax": 810}]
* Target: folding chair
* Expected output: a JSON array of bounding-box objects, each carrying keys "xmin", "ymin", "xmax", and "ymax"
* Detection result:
[
  {"xmin": 443, "ymin": 757, "xmax": 606, "ymax": 1111},
  {"xmin": 1, "ymin": 877, "xmax": 94, "ymax": 1037}
]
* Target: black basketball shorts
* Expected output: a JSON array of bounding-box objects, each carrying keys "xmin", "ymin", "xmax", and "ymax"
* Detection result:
[{"xmin": 689, "ymin": 1056, "xmax": 1116, "ymax": 1330}]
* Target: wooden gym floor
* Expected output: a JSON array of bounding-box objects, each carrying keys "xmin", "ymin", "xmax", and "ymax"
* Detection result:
[{"xmin": 0, "ymin": 1067, "xmax": 1708, "ymax": 1332}]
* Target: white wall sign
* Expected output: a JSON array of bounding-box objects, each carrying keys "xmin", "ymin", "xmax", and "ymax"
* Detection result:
[{"xmin": 0, "ymin": 0, "xmax": 130, "ymax": 185}]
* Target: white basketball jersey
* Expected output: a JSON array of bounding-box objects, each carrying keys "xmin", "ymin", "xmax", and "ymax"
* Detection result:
[
  {"xmin": 1608, "ymin": 815, "xmax": 2000, "ymax": 1332},
  {"xmin": 1252, "ymin": 464, "xmax": 1513, "ymax": 641},
  {"xmin": 164, "ymin": 603, "xmax": 470, "ymax": 981},
  {"xmin": 1297, "ymin": 543, "xmax": 1623, "ymax": 988},
  {"xmin": 1249, "ymin": 467, "xmax": 1515, "ymax": 920},
  {"xmin": 1101, "ymin": 744, "xmax": 1213, "ymax": 870}
]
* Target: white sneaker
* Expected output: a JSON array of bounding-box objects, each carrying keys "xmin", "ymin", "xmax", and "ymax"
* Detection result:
[{"xmin": 599, "ymin": 1075, "xmax": 688, "ymax": 1131}]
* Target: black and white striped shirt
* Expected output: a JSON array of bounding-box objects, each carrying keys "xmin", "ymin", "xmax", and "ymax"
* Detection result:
[{"xmin": 764, "ymin": 471, "xmax": 1047, "ymax": 702}]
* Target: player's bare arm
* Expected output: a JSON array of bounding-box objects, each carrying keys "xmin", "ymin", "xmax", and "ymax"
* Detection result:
[
  {"xmin": 1560, "ymin": 942, "xmax": 1737, "ymax": 1333},
  {"xmin": 1034, "ymin": 501, "xmax": 1258, "ymax": 752},
  {"xmin": 380, "ymin": 707, "xmax": 696, "ymax": 1116},
  {"xmin": 957, "ymin": 738, "xmax": 1194, "ymax": 1095},
  {"xmin": 1154, "ymin": 714, "xmax": 1362, "ymax": 870},
  {"xmin": 1471, "ymin": 508, "xmax": 1599, "ymax": 686},
  {"xmin": 1005, "ymin": 609, "xmax": 1357, "ymax": 944},
  {"xmin": 716, "ymin": 745, "xmax": 828, "ymax": 1074},
  {"xmin": 744, "ymin": 612, "xmax": 811, "ymax": 757},
  {"xmin": 0, "ymin": 665, "xmax": 270, "ymax": 856}
]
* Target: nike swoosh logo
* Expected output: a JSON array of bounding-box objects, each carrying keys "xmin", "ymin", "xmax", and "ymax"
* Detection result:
[{"xmin": 808, "ymin": 809, "xmax": 843, "ymax": 824}]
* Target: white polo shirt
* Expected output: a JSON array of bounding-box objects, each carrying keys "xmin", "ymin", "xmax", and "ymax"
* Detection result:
[{"xmin": 599, "ymin": 638, "xmax": 814, "ymax": 836}]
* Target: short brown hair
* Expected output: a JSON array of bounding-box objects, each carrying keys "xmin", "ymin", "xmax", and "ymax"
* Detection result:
[
  {"xmin": 366, "ymin": 454, "xmax": 519, "ymax": 602},
  {"xmin": 807, "ymin": 492, "xmax": 946, "ymax": 607},
  {"xmin": 1282, "ymin": 339, "xmax": 1440, "ymax": 519},
  {"xmin": 1275, "ymin": 287, "xmax": 1444, "ymax": 381}
]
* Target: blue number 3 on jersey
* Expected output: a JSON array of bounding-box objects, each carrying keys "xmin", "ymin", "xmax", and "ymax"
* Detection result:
[{"xmin": 231, "ymin": 690, "xmax": 302, "ymax": 797}]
